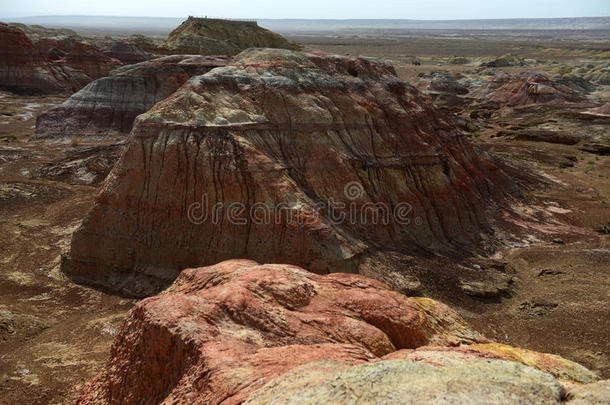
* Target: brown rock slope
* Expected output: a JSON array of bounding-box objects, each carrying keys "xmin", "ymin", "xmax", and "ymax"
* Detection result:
[
  {"xmin": 35, "ymin": 37, "xmax": 121, "ymax": 80},
  {"xmin": 77, "ymin": 260, "xmax": 599, "ymax": 404},
  {"xmin": 35, "ymin": 55, "xmax": 230, "ymax": 138},
  {"xmin": 164, "ymin": 17, "xmax": 299, "ymax": 55},
  {"xmin": 62, "ymin": 49, "xmax": 519, "ymax": 297},
  {"xmin": 0, "ymin": 23, "xmax": 89, "ymax": 94},
  {"xmin": 100, "ymin": 39, "xmax": 157, "ymax": 65}
]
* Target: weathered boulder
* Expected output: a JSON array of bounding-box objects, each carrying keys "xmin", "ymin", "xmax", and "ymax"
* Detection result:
[
  {"xmin": 485, "ymin": 73, "xmax": 586, "ymax": 107},
  {"xmin": 246, "ymin": 360, "xmax": 566, "ymax": 405},
  {"xmin": 62, "ymin": 48, "xmax": 517, "ymax": 296},
  {"xmin": 35, "ymin": 37, "xmax": 121, "ymax": 80},
  {"xmin": 35, "ymin": 55, "xmax": 230, "ymax": 139},
  {"xmin": 0, "ymin": 23, "xmax": 88, "ymax": 94},
  {"xmin": 384, "ymin": 344, "xmax": 598, "ymax": 384},
  {"xmin": 76, "ymin": 260, "xmax": 484, "ymax": 404},
  {"xmin": 163, "ymin": 17, "xmax": 299, "ymax": 55},
  {"xmin": 77, "ymin": 260, "xmax": 598, "ymax": 404}
]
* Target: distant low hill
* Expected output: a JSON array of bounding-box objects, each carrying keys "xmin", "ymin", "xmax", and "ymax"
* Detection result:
[{"xmin": 4, "ymin": 15, "xmax": 610, "ymax": 36}]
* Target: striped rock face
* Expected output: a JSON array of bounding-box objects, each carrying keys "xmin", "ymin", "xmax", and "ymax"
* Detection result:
[
  {"xmin": 35, "ymin": 55, "xmax": 230, "ymax": 139},
  {"xmin": 62, "ymin": 48, "xmax": 518, "ymax": 297},
  {"xmin": 0, "ymin": 23, "xmax": 93, "ymax": 94}
]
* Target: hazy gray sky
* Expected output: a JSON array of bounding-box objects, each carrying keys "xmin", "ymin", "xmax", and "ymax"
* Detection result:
[{"xmin": 1, "ymin": 0, "xmax": 608, "ymax": 19}]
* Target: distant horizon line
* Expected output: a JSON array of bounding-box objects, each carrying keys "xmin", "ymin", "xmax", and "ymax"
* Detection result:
[{"xmin": 4, "ymin": 14, "xmax": 610, "ymax": 22}]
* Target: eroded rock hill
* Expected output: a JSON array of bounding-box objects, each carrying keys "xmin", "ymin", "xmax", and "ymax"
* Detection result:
[
  {"xmin": 35, "ymin": 37, "xmax": 121, "ymax": 80},
  {"xmin": 77, "ymin": 260, "xmax": 599, "ymax": 404},
  {"xmin": 35, "ymin": 55, "xmax": 230, "ymax": 138},
  {"xmin": 99, "ymin": 39, "xmax": 157, "ymax": 65},
  {"xmin": 61, "ymin": 49, "xmax": 519, "ymax": 297},
  {"xmin": 484, "ymin": 73, "xmax": 587, "ymax": 107},
  {"xmin": 163, "ymin": 17, "xmax": 299, "ymax": 55},
  {"xmin": 0, "ymin": 23, "xmax": 90, "ymax": 94}
]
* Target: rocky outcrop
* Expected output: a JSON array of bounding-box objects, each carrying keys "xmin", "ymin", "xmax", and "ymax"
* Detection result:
[
  {"xmin": 35, "ymin": 55, "xmax": 230, "ymax": 139},
  {"xmin": 34, "ymin": 143, "xmax": 124, "ymax": 185},
  {"xmin": 0, "ymin": 23, "xmax": 88, "ymax": 94},
  {"xmin": 417, "ymin": 71, "xmax": 470, "ymax": 110},
  {"xmin": 247, "ymin": 360, "xmax": 567, "ymax": 405},
  {"xmin": 484, "ymin": 73, "xmax": 586, "ymax": 107},
  {"xmin": 100, "ymin": 39, "xmax": 156, "ymax": 65},
  {"xmin": 62, "ymin": 49, "xmax": 518, "ymax": 296},
  {"xmin": 77, "ymin": 260, "xmax": 598, "ymax": 404},
  {"xmin": 7, "ymin": 22, "xmax": 81, "ymax": 41},
  {"xmin": 35, "ymin": 37, "xmax": 121, "ymax": 80},
  {"xmin": 163, "ymin": 17, "xmax": 299, "ymax": 55}
]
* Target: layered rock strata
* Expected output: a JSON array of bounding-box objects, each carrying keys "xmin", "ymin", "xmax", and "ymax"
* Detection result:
[
  {"xmin": 35, "ymin": 55, "xmax": 230, "ymax": 138},
  {"xmin": 0, "ymin": 23, "xmax": 88, "ymax": 94},
  {"xmin": 163, "ymin": 17, "xmax": 299, "ymax": 55},
  {"xmin": 62, "ymin": 49, "xmax": 517, "ymax": 296}
]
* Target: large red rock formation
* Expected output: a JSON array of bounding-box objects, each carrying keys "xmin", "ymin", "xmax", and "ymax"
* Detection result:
[
  {"xmin": 77, "ymin": 260, "xmax": 598, "ymax": 404},
  {"xmin": 485, "ymin": 73, "xmax": 586, "ymax": 106},
  {"xmin": 0, "ymin": 23, "xmax": 88, "ymax": 94},
  {"xmin": 35, "ymin": 37, "xmax": 121, "ymax": 80},
  {"xmin": 35, "ymin": 55, "xmax": 230, "ymax": 139},
  {"xmin": 62, "ymin": 49, "xmax": 517, "ymax": 296}
]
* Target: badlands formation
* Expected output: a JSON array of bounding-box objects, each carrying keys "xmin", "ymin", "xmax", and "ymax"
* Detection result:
[
  {"xmin": 35, "ymin": 55, "xmax": 230, "ymax": 138},
  {"xmin": 0, "ymin": 17, "xmax": 608, "ymax": 405},
  {"xmin": 164, "ymin": 16, "xmax": 300, "ymax": 55},
  {"xmin": 62, "ymin": 49, "xmax": 517, "ymax": 297}
]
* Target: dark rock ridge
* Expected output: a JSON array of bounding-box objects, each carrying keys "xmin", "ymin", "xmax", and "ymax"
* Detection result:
[
  {"xmin": 76, "ymin": 260, "xmax": 599, "ymax": 404},
  {"xmin": 163, "ymin": 16, "xmax": 299, "ymax": 55},
  {"xmin": 35, "ymin": 55, "xmax": 231, "ymax": 139},
  {"xmin": 99, "ymin": 39, "xmax": 157, "ymax": 65},
  {"xmin": 62, "ymin": 49, "xmax": 518, "ymax": 297},
  {"xmin": 0, "ymin": 23, "xmax": 90, "ymax": 94}
]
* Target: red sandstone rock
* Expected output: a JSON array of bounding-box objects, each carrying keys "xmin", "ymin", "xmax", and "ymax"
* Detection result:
[
  {"xmin": 0, "ymin": 23, "xmax": 88, "ymax": 94},
  {"xmin": 35, "ymin": 37, "xmax": 121, "ymax": 80},
  {"xmin": 485, "ymin": 73, "xmax": 586, "ymax": 106},
  {"xmin": 77, "ymin": 260, "xmax": 597, "ymax": 404},
  {"xmin": 35, "ymin": 55, "xmax": 230, "ymax": 138},
  {"xmin": 77, "ymin": 260, "xmax": 487, "ymax": 404},
  {"xmin": 62, "ymin": 49, "xmax": 518, "ymax": 297}
]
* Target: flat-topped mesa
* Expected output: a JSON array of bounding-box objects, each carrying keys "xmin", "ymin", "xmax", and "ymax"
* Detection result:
[
  {"xmin": 163, "ymin": 16, "xmax": 299, "ymax": 55},
  {"xmin": 62, "ymin": 49, "xmax": 518, "ymax": 297},
  {"xmin": 0, "ymin": 23, "xmax": 89, "ymax": 94},
  {"xmin": 484, "ymin": 73, "xmax": 587, "ymax": 107},
  {"xmin": 34, "ymin": 55, "xmax": 231, "ymax": 139}
]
